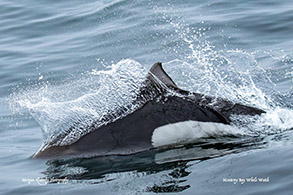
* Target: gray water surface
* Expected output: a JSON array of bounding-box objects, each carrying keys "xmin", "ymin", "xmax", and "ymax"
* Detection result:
[{"xmin": 1, "ymin": 0, "xmax": 292, "ymax": 194}]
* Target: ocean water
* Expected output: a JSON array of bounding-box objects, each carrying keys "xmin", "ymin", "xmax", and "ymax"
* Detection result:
[{"xmin": 1, "ymin": 0, "xmax": 293, "ymax": 194}]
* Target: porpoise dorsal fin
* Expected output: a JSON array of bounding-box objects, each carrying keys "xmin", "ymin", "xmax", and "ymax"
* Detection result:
[{"xmin": 149, "ymin": 62, "xmax": 178, "ymax": 89}]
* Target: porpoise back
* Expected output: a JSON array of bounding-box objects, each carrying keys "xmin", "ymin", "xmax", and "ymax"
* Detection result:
[{"xmin": 33, "ymin": 62, "xmax": 265, "ymax": 158}]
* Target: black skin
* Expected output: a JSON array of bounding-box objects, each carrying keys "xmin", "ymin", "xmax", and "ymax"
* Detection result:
[{"xmin": 33, "ymin": 62, "xmax": 265, "ymax": 158}]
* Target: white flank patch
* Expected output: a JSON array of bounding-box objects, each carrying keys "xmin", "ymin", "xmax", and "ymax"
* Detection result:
[{"xmin": 151, "ymin": 120, "xmax": 242, "ymax": 147}]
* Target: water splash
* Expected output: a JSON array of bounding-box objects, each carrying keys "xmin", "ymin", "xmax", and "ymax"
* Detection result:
[
  {"xmin": 8, "ymin": 18, "xmax": 293, "ymax": 150},
  {"xmin": 9, "ymin": 59, "xmax": 148, "ymax": 148},
  {"xmin": 162, "ymin": 19, "xmax": 293, "ymax": 136}
]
